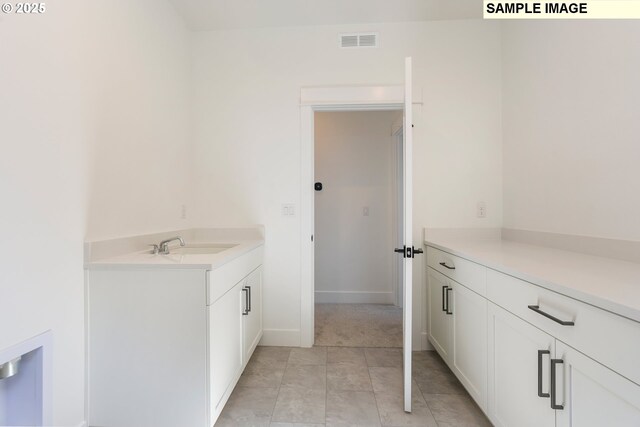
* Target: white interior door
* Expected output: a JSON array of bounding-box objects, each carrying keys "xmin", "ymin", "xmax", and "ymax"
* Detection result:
[
  {"xmin": 394, "ymin": 129, "xmax": 404, "ymax": 308},
  {"xmin": 402, "ymin": 56, "xmax": 414, "ymax": 413}
]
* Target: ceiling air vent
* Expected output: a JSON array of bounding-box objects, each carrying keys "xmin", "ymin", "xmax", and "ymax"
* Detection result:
[{"xmin": 339, "ymin": 33, "xmax": 378, "ymax": 49}]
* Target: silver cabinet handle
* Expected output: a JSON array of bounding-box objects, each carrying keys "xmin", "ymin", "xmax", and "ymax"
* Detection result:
[{"xmin": 242, "ymin": 288, "xmax": 249, "ymax": 315}]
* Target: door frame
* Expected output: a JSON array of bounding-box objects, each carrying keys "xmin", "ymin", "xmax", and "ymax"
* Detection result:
[
  {"xmin": 391, "ymin": 119, "xmax": 404, "ymax": 307},
  {"xmin": 299, "ymin": 85, "xmax": 408, "ymax": 348}
]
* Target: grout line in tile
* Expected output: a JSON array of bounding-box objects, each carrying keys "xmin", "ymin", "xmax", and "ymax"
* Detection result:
[
  {"xmin": 267, "ymin": 349, "xmax": 288, "ymax": 424},
  {"xmin": 324, "ymin": 353, "xmax": 328, "ymax": 425},
  {"xmin": 366, "ymin": 356, "xmax": 385, "ymax": 427},
  {"xmin": 415, "ymin": 376, "xmax": 441, "ymax": 427}
]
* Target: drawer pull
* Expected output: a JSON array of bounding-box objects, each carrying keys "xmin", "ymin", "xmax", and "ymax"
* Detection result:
[
  {"xmin": 442, "ymin": 285, "xmax": 447, "ymax": 312},
  {"xmin": 439, "ymin": 262, "xmax": 455, "ymax": 270},
  {"xmin": 445, "ymin": 287, "xmax": 453, "ymax": 315},
  {"xmin": 537, "ymin": 350, "xmax": 550, "ymax": 398},
  {"xmin": 242, "ymin": 288, "xmax": 249, "ymax": 315},
  {"xmin": 528, "ymin": 305, "xmax": 575, "ymax": 326},
  {"xmin": 550, "ymin": 358, "xmax": 565, "ymax": 410}
]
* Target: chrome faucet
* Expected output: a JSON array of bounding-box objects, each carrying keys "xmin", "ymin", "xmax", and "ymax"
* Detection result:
[{"xmin": 158, "ymin": 236, "xmax": 185, "ymax": 254}]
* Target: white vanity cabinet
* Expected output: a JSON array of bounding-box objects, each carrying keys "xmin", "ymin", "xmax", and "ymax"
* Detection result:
[
  {"xmin": 87, "ymin": 245, "xmax": 263, "ymax": 427},
  {"xmin": 450, "ymin": 280, "xmax": 487, "ymax": 409},
  {"xmin": 208, "ymin": 264, "xmax": 263, "ymax": 422},
  {"xmin": 555, "ymin": 341, "xmax": 640, "ymax": 427},
  {"xmin": 427, "ymin": 268, "xmax": 452, "ymax": 360},
  {"xmin": 87, "ymin": 269, "xmax": 209, "ymax": 427},
  {"xmin": 209, "ymin": 280, "xmax": 245, "ymax": 417},
  {"xmin": 487, "ymin": 302, "xmax": 556, "ymax": 427},
  {"xmin": 243, "ymin": 267, "xmax": 263, "ymax": 359},
  {"xmin": 487, "ymin": 302, "xmax": 640, "ymax": 427},
  {"xmin": 427, "ymin": 267, "xmax": 488, "ymax": 409},
  {"xmin": 425, "ymin": 244, "xmax": 640, "ymax": 427}
]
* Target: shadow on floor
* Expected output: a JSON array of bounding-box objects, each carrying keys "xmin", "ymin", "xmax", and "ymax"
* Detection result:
[{"xmin": 215, "ymin": 346, "xmax": 492, "ymax": 427}]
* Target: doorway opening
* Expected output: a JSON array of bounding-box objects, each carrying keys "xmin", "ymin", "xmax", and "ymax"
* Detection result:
[
  {"xmin": 300, "ymin": 69, "xmax": 415, "ymax": 412},
  {"xmin": 313, "ymin": 110, "xmax": 404, "ymax": 348}
]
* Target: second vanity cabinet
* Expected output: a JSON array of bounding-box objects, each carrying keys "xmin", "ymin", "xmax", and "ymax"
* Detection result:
[
  {"xmin": 87, "ymin": 245, "xmax": 263, "ymax": 427},
  {"xmin": 487, "ymin": 301, "xmax": 640, "ymax": 427},
  {"xmin": 427, "ymin": 268, "xmax": 452, "ymax": 360},
  {"xmin": 555, "ymin": 341, "xmax": 640, "ymax": 427},
  {"xmin": 450, "ymin": 279, "xmax": 488, "ymax": 408},
  {"xmin": 426, "ymin": 245, "xmax": 640, "ymax": 427},
  {"xmin": 487, "ymin": 302, "xmax": 556, "ymax": 427},
  {"xmin": 427, "ymin": 268, "xmax": 488, "ymax": 409}
]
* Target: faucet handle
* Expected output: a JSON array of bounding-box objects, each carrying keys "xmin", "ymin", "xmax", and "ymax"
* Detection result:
[
  {"xmin": 158, "ymin": 236, "xmax": 185, "ymax": 254},
  {"xmin": 148, "ymin": 244, "xmax": 160, "ymax": 255}
]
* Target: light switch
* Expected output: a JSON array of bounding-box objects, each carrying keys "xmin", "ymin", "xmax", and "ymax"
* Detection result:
[{"xmin": 282, "ymin": 204, "xmax": 296, "ymax": 216}]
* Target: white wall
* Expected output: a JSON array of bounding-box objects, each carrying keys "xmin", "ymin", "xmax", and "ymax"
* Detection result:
[
  {"xmin": 0, "ymin": 1, "xmax": 191, "ymax": 424},
  {"xmin": 84, "ymin": 2, "xmax": 193, "ymax": 240},
  {"xmin": 192, "ymin": 20, "xmax": 503, "ymax": 347},
  {"xmin": 314, "ymin": 111, "xmax": 399, "ymax": 304},
  {"xmin": 502, "ymin": 21, "xmax": 640, "ymax": 242}
]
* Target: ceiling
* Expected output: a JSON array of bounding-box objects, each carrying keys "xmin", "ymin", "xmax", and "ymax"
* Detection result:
[{"xmin": 168, "ymin": 0, "xmax": 482, "ymax": 31}]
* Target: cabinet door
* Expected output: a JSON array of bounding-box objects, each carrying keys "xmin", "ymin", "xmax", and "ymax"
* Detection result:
[
  {"xmin": 209, "ymin": 281, "xmax": 244, "ymax": 417},
  {"xmin": 555, "ymin": 341, "xmax": 640, "ymax": 427},
  {"xmin": 243, "ymin": 266, "xmax": 263, "ymax": 362},
  {"xmin": 487, "ymin": 302, "xmax": 556, "ymax": 427},
  {"xmin": 428, "ymin": 267, "xmax": 452, "ymax": 361},
  {"xmin": 450, "ymin": 281, "xmax": 488, "ymax": 410}
]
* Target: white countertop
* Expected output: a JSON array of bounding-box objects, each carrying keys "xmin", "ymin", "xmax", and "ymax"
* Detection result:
[
  {"xmin": 86, "ymin": 239, "xmax": 264, "ymax": 270},
  {"xmin": 424, "ymin": 234, "xmax": 640, "ymax": 323}
]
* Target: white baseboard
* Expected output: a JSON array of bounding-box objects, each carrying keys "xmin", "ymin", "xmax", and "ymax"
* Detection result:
[
  {"xmin": 315, "ymin": 291, "xmax": 394, "ymax": 304},
  {"xmin": 259, "ymin": 329, "xmax": 301, "ymax": 347},
  {"xmin": 421, "ymin": 332, "xmax": 434, "ymax": 351}
]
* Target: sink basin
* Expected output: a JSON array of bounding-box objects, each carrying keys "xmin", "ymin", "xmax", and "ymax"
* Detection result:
[{"xmin": 170, "ymin": 244, "xmax": 237, "ymax": 255}]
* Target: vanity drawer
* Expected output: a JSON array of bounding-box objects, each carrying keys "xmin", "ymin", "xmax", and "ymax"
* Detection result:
[
  {"xmin": 207, "ymin": 247, "xmax": 263, "ymax": 305},
  {"xmin": 487, "ymin": 269, "xmax": 640, "ymax": 385},
  {"xmin": 427, "ymin": 246, "xmax": 486, "ymax": 296}
]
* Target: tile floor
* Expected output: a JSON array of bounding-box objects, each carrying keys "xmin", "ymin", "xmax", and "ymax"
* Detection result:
[
  {"xmin": 215, "ymin": 346, "xmax": 492, "ymax": 426},
  {"xmin": 315, "ymin": 304, "xmax": 403, "ymax": 348}
]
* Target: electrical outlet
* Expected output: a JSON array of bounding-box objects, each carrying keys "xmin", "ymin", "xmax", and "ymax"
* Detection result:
[{"xmin": 477, "ymin": 201, "xmax": 487, "ymax": 218}]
